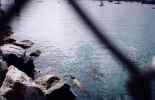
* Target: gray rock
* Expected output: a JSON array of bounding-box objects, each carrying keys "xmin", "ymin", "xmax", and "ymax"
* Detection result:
[
  {"xmin": 22, "ymin": 56, "xmax": 35, "ymax": 78},
  {"xmin": 35, "ymin": 74, "xmax": 64, "ymax": 93},
  {"xmin": 0, "ymin": 44, "xmax": 25, "ymax": 68},
  {"xmin": 0, "ymin": 66, "xmax": 76, "ymax": 100},
  {"xmin": 0, "ymin": 65, "xmax": 45, "ymax": 100},
  {"xmin": 30, "ymin": 50, "xmax": 41, "ymax": 58},
  {"xmin": 14, "ymin": 40, "xmax": 34, "ymax": 49},
  {"xmin": 0, "ymin": 44, "xmax": 35, "ymax": 78},
  {"xmin": 35, "ymin": 74, "xmax": 76, "ymax": 100},
  {"xmin": 24, "ymin": 86, "xmax": 45, "ymax": 100},
  {"xmin": 0, "ymin": 44, "xmax": 25, "ymax": 58},
  {"xmin": 46, "ymin": 84, "xmax": 76, "ymax": 100}
]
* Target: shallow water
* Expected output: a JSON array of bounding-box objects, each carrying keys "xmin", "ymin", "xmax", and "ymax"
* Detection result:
[{"xmin": 11, "ymin": 0, "xmax": 155, "ymax": 99}]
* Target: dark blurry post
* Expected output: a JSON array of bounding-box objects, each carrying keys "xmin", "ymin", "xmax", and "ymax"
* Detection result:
[
  {"xmin": 14, "ymin": 0, "xmax": 20, "ymax": 16},
  {"xmin": 0, "ymin": 0, "xmax": 2, "ymax": 16},
  {"xmin": 99, "ymin": 0, "xmax": 104, "ymax": 6},
  {"xmin": 0, "ymin": 0, "xmax": 1, "ymax": 9},
  {"xmin": 0, "ymin": 0, "xmax": 4, "ymax": 17}
]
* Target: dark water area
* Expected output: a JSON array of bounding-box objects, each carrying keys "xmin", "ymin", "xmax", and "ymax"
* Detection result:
[{"xmin": 9, "ymin": 0, "xmax": 155, "ymax": 99}]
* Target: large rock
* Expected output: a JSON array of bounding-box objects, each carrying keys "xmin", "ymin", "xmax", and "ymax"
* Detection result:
[
  {"xmin": 22, "ymin": 56, "xmax": 35, "ymax": 78},
  {"xmin": 0, "ymin": 44, "xmax": 35, "ymax": 78},
  {"xmin": 13, "ymin": 40, "xmax": 34, "ymax": 49},
  {"xmin": 0, "ymin": 65, "xmax": 45, "ymax": 100},
  {"xmin": 30, "ymin": 50, "xmax": 41, "ymax": 57},
  {"xmin": 35, "ymin": 74, "xmax": 64, "ymax": 93},
  {"xmin": 35, "ymin": 75, "xmax": 76, "ymax": 100},
  {"xmin": 0, "ymin": 44, "xmax": 25, "ymax": 59},
  {"xmin": 0, "ymin": 65, "xmax": 76, "ymax": 100},
  {"xmin": 46, "ymin": 84, "xmax": 76, "ymax": 100}
]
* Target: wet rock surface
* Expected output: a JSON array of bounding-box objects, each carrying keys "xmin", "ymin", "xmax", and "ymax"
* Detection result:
[
  {"xmin": 35, "ymin": 75, "xmax": 76, "ymax": 100},
  {"xmin": 46, "ymin": 84, "xmax": 76, "ymax": 100},
  {"xmin": 0, "ymin": 44, "xmax": 35, "ymax": 78},
  {"xmin": 0, "ymin": 66, "xmax": 76, "ymax": 100},
  {"xmin": 0, "ymin": 44, "xmax": 25, "ymax": 58},
  {"xmin": 0, "ymin": 8, "xmax": 76, "ymax": 100},
  {"xmin": 0, "ymin": 66, "xmax": 45, "ymax": 100},
  {"xmin": 30, "ymin": 50, "xmax": 42, "ymax": 58},
  {"xmin": 13, "ymin": 40, "xmax": 34, "ymax": 49},
  {"xmin": 35, "ymin": 74, "xmax": 62, "ymax": 90}
]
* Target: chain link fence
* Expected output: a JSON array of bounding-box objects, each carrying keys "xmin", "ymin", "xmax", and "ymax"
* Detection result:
[{"xmin": 0, "ymin": 0, "xmax": 154, "ymax": 100}]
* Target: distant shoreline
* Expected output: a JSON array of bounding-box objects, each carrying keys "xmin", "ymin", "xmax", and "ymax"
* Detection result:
[{"xmin": 97, "ymin": 0, "xmax": 155, "ymax": 4}]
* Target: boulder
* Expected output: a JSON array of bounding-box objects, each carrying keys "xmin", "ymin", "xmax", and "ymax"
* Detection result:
[
  {"xmin": 0, "ymin": 65, "xmax": 45, "ymax": 100},
  {"xmin": 24, "ymin": 86, "xmax": 45, "ymax": 100},
  {"xmin": 35, "ymin": 74, "xmax": 63, "ymax": 92},
  {"xmin": 0, "ymin": 44, "xmax": 35, "ymax": 78},
  {"xmin": 14, "ymin": 40, "xmax": 34, "ymax": 49},
  {"xmin": 0, "ymin": 44, "xmax": 25, "ymax": 59},
  {"xmin": 46, "ymin": 84, "xmax": 76, "ymax": 100},
  {"xmin": 30, "ymin": 50, "xmax": 42, "ymax": 58},
  {"xmin": 35, "ymin": 74, "xmax": 76, "ymax": 100},
  {"xmin": 0, "ymin": 66, "xmax": 76, "ymax": 100},
  {"xmin": 22, "ymin": 56, "xmax": 35, "ymax": 78}
]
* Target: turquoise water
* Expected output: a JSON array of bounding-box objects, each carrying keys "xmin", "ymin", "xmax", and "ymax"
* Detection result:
[{"xmin": 11, "ymin": 0, "xmax": 155, "ymax": 99}]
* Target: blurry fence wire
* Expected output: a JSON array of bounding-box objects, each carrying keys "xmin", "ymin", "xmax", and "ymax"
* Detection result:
[
  {"xmin": 0, "ymin": 0, "xmax": 154, "ymax": 100},
  {"xmin": 67, "ymin": 0, "xmax": 140, "ymax": 77},
  {"xmin": 0, "ymin": 0, "xmax": 30, "ymax": 25},
  {"xmin": 67, "ymin": 1, "xmax": 154, "ymax": 99}
]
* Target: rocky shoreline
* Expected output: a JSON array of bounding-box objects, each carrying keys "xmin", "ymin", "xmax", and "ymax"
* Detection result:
[{"xmin": 0, "ymin": 11, "xmax": 76, "ymax": 100}]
